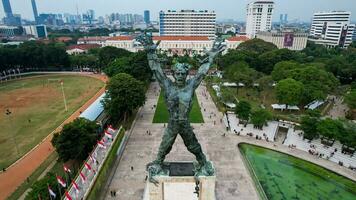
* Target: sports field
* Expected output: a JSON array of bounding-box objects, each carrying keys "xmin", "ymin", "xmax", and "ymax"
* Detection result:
[
  {"xmin": 152, "ymin": 91, "xmax": 204, "ymax": 123},
  {"xmin": 0, "ymin": 75, "xmax": 104, "ymax": 169}
]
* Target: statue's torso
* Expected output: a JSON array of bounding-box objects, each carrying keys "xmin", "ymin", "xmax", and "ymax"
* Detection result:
[{"xmin": 164, "ymin": 84, "xmax": 194, "ymax": 122}]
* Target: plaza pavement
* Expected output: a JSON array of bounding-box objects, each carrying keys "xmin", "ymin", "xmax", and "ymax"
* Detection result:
[{"xmin": 104, "ymin": 82, "xmax": 259, "ymax": 200}]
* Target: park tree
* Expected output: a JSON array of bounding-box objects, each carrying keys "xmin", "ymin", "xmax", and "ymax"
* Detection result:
[
  {"xmin": 300, "ymin": 110, "xmax": 321, "ymax": 141},
  {"xmin": 103, "ymin": 73, "xmax": 146, "ymax": 122},
  {"xmin": 338, "ymin": 121, "xmax": 356, "ymax": 149},
  {"xmin": 224, "ymin": 62, "xmax": 259, "ymax": 94},
  {"xmin": 317, "ymin": 118, "xmax": 344, "ymax": 144},
  {"xmin": 345, "ymin": 89, "xmax": 356, "ymax": 109},
  {"xmin": 105, "ymin": 51, "xmax": 152, "ymax": 82},
  {"xmin": 256, "ymin": 75, "xmax": 274, "ymax": 104},
  {"xmin": 276, "ymin": 78, "xmax": 304, "ymax": 108},
  {"xmin": 250, "ymin": 109, "xmax": 272, "ymax": 129},
  {"xmin": 51, "ymin": 118, "xmax": 99, "ymax": 162},
  {"xmin": 256, "ymin": 48, "xmax": 296, "ymax": 74},
  {"xmin": 235, "ymin": 100, "xmax": 251, "ymax": 125},
  {"xmin": 271, "ymin": 61, "xmax": 300, "ymax": 81},
  {"xmin": 98, "ymin": 46, "xmax": 132, "ymax": 68},
  {"xmin": 220, "ymin": 86, "xmax": 236, "ymax": 103},
  {"xmin": 237, "ymin": 38, "xmax": 277, "ymax": 55},
  {"xmin": 25, "ymin": 172, "xmax": 63, "ymax": 200}
]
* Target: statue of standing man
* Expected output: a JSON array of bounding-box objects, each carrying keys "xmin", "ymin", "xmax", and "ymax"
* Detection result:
[{"xmin": 136, "ymin": 34, "xmax": 225, "ymax": 180}]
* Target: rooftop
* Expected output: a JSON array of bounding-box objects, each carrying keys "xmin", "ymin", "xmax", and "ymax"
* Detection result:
[
  {"xmin": 226, "ymin": 36, "xmax": 249, "ymax": 42},
  {"xmin": 152, "ymin": 36, "xmax": 210, "ymax": 41},
  {"xmin": 67, "ymin": 44, "xmax": 100, "ymax": 50}
]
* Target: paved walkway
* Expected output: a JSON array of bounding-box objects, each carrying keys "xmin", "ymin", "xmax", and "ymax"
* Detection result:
[
  {"xmin": 0, "ymin": 73, "xmax": 107, "ymax": 200},
  {"xmin": 105, "ymin": 82, "xmax": 259, "ymax": 200},
  {"xmin": 327, "ymin": 95, "xmax": 348, "ymax": 119}
]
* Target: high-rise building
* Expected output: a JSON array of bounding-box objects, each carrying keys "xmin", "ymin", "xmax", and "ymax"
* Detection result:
[
  {"xmin": 144, "ymin": 10, "xmax": 150, "ymax": 24},
  {"xmin": 245, "ymin": 0, "xmax": 275, "ymax": 38},
  {"xmin": 159, "ymin": 10, "xmax": 216, "ymax": 37},
  {"xmin": 284, "ymin": 14, "xmax": 288, "ymax": 24},
  {"xmin": 309, "ymin": 11, "xmax": 355, "ymax": 48},
  {"xmin": 2, "ymin": 0, "xmax": 13, "ymax": 18},
  {"xmin": 31, "ymin": 0, "xmax": 39, "ymax": 24}
]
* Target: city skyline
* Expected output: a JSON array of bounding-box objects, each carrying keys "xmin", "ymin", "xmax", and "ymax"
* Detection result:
[{"xmin": 1, "ymin": 0, "xmax": 356, "ymax": 23}]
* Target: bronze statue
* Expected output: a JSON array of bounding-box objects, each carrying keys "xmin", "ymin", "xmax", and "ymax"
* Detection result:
[{"xmin": 136, "ymin": 34, "xmax": 225, "ymax": 182}]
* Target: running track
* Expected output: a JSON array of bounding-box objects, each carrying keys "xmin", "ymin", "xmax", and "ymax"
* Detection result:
[{"xmin": 0, "ymin": 73, "xmax": 107, "ymax": 199}]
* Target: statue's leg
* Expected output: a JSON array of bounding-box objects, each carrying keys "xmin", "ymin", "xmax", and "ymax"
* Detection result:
[
  {"xmin": 179, "ymin": 124, "xmax": 207, "ymax": 165},
  {"xmin": 155, "ymin": 124, "xmax": 178, "ymax": 164}
]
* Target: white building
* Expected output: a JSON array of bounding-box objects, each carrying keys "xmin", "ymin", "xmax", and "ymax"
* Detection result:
[
  {"xmin": 309, "ymin": 11, "xmax": 355, "ymax": 48},
  {"xmin": 104, "ymin": 36, "xmax": 249, "ymax": 56},
  {"xmin": 66, "ymin": 44, "xmax": 100, "ymax": 55},
  {"xmin": 257, "ymin": 30, "xmax": 308, "ymax": 50},
  {"xmin": 159, "ymin": 10, "xmax": 216, "ymax": 37},
  {"xmin": 103, "ymin": 36, "xmax": 137, "ymax": 52},
  {"xmin": 246, "ymin": 0, "xmax": 274, "ymax": 39}
]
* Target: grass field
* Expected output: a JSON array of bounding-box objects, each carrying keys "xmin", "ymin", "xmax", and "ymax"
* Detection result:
[
  {"xmin": 152, "ymin": 91, "xmax": 204, "ymax": 123},
  {"xmin": 0, "ymin": 75, "xmax": 104, "ymax": 169}
]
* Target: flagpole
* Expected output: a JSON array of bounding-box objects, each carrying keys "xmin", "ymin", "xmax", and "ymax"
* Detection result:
[
  {"xmin": 47, "ymin": 183, "xmax": 52, "ymax": 200},
  {"xmin": 60, "ymin": 80, "xmax": 68, "ymax": 112},
  {"xmin": 56, "ymin": 174, "xmax": 62, "ymax": 199}
]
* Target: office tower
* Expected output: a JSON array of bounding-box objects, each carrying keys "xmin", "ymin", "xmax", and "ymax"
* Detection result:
[
  {"xmin": 159, "ymin": 10, "xmax": 216, "ymax": 37},
  {"xmin": 144, "ymin": 10, "xmax": 150, "ymax": 24},
  {"xmin": 2, "ymin": 0, "xmax": 13, "ymax": 18},
  {"xmin": 309, "ymin": 11, "xmax": 355, "ymax": 48},
  {"xmin": 246, "ymin": 0, "xmax": 274, "ymax": 38},
  {"xmin": 284, "ymin": 14, "xmax": 288, "ymax": 24},
  {"xmin": 280, "ymin": 14, "xmax": 284, "ymax": 24},
  {"xmin": 31, "ymin": 0, "xmax": 39, "ymax": 24}
]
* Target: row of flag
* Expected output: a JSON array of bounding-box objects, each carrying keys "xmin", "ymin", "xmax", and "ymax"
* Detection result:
[{"xmin": 47, "ymin": 125, "xmax": 116, "ymax": 200}]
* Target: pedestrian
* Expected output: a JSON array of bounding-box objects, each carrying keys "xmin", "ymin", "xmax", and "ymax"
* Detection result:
[
  {"xmin": 213, "ymin": 121, "xmax": 216, "ymax": 125},
  {"xmin": 148, "ymin": 130, "xmax": 151, "ymax": 135},
  {"xmin": 164, "ymin": 123, "xmax": 166, "ymax": 128},
  {"xmin": 113, "ymin": 190, "xmax": 116, "ymax": 196},
  {"xmin": 131, "ymin": 166, "xmax": 134, "ymax": 171},
  {"xmin": 110, "ymin": 190, "xmax": 113, "ymax": 197},
  {"xmin": 2, "ymin": 168, "xmax": 5, "ymax": 172},
  {"xmin": 145, "ymin": 175, "xmax": 148, "ymax": 181}
]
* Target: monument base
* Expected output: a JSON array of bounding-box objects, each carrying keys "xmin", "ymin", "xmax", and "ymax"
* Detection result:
[{"xmin": 143, "ymin": 162, "xmax": 216, "ymax": 200}]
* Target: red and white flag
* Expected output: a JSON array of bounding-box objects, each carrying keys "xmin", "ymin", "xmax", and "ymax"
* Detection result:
[
  {"xmin": 72, "ymin": 181, "xmax": 80, "ymax": 194},
  {"xmin": 48, "ymin": 186, "xmax": 56, "ymax": 198},
  {"xmin": 65, "ymin": 191, "xmax": 72, "ymax": 200},
  {"xmin": 63, "ymin": 164, "xmax": 71, "ymax": 173},
  {"xmin": 56, "ymin": 175, "xmax": 66, "ymax": 187},
  {"xmin": 89, "ymin": 154, "xmax": 97, "ymax": 164},
  {"xmin": 105, "ymin": 130, "xmax": 113, "ymax": 139},
  {"xmin": 97, "ymin": 140, "xmax": 106, "ymax": 149},
  {"xmin": 79, "ymin": 172, "xmax": 86, "ymax": 183},
  {"xmin": 108, "ymin": 125, "xmax": 116, "ymax": 133},
  {"xmin": 84, "ymin": 162, "xmax": 92, "ymax": 171}
]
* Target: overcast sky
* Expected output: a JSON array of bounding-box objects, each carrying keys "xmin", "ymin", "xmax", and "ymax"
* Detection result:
[{"xmin": 1, "ymin": 0, "xmax": 356, "ymax": 22}]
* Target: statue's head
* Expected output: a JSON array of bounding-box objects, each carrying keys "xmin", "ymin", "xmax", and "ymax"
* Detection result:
[{"xmin": 173, "ymin": 63, "xmax": 190, "ymax": 87}]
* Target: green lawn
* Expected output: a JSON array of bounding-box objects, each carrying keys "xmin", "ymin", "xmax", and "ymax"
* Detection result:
[
  {"xmin": 0, "ymin": 75, "xmax": 104, "ymax": 169},
  {"xmin": 152, "ymin": 91, "xmax": 204, "ymax": 123}
]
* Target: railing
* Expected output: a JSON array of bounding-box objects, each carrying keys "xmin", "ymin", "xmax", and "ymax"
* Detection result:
[{"xmin": 64, "ymin": 126, "xmax": 124, "ymax": 200}]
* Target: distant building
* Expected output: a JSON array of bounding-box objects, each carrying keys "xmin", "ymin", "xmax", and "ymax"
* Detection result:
[
  {"xmin": 31, "ymin": 0, "xmax": 39, "ymax": 24},
  {"xmin": 0, "ymin": 26, "xmax": 23, "ymax": 37},
  {"xmin": 66, "ymin": 44, "xmax": 100, "ymax": 55},
  {"xmin": 159, "ymin": 10, "xmax": 216, "ymax": 37},
  {"xmin": 353, "ymin": 28, "xmax": 356, "ymax": 41},
  {"xmin": 23, "ymin": 25, "xmax": 47, "ymax": 38},
  {"xmin": 257, "ymin": 30, "xmax": 308, "ymax": 50},
  {"xmin": 144, "ymin": 10, "xmax": 150, "ymax": 24},
  {"xmin": 309, "ymin": 11, "xmax": 355, "ymax": 48},
  {"xmin": 2, "ymin": 0, "xmax": 22, "ymax": 26},
  {"xmin": 246, "ymin": 0, "xmax": 274, "ymax": 38},
  {"xmin": 104, "ymin": 35, "xmax": 247, "ymax": 56},
  {"xmin": 77, "ymin": 36, "xmax": 110, "ymax": 46},
  {"xmin": 225, "ymin": 36, "xmax": 250, "ymax": 51}
]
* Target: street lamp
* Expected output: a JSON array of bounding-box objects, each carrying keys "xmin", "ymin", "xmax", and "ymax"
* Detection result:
[{"xmin": 5, "ymin": 109, "xmax": 20, "ymax": 158}]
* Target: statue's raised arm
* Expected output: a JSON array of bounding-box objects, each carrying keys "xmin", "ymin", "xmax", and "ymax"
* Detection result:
[
  {"xmin": 136, "ymin": 34, "xmax": 171, "ymax": 90},
  {"xmin": 190, "ymin": 39, "xmax": 226, "ymax": 89}
]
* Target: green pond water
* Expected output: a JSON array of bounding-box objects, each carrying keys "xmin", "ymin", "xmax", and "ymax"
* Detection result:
[{"xmin": 239, "ymin": 143, "xmax": 356, "ymax": 200}]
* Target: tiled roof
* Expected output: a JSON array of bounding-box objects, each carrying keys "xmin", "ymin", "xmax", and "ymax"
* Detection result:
[
  {"xmin": 226, "ymin": 36, "xmax": 249, "ymax": 42},
  {"xmin": 78, "ymin": 36, "xmax": 110, "ymax": 42},
  {"xmin": 67, "ymin": 44, "xmax": 100, "ymax": 50},
  {"xmin": 153, "ymin": 36, "xmax": 210, "ymax": 41},
  {"xmin": 107, "ymin": 36, "xmax": 134, "ymax": 41}
]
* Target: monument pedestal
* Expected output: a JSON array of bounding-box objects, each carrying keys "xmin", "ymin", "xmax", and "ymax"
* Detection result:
[{"xmin": 143, "ymin": 162, "xmax": 216, "ymax": 200}]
